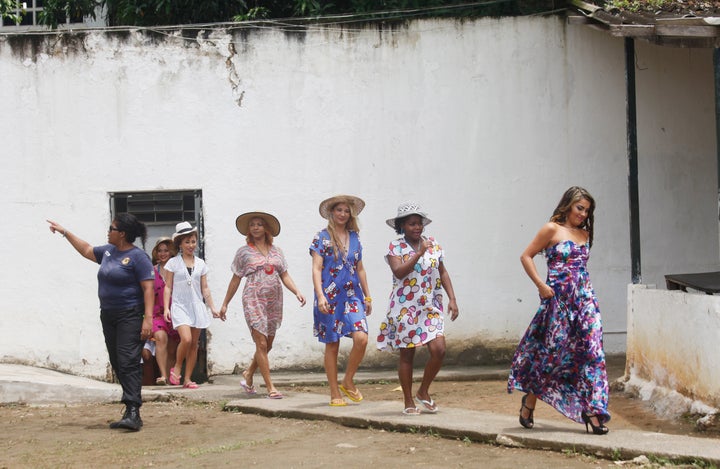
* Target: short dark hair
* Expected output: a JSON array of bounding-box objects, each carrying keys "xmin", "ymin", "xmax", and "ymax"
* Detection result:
[{"xmin": 114, "ymin": 213, "xmax": 148, "ymax": 249}]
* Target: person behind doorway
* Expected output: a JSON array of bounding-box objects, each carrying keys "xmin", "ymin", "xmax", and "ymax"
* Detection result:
[
  {"xmin": 164, "ymin": 221, "xmax": 219, "ymax": 389},
  {"xmin": 376, "ymin": 202, "xmax": 459, "ymax": 415},
  {"xmin": 47, "ymin": 214, "xmax": 154, "ymax": 431},
  {"xmin": 507, "ymin": 186, "xmax": 610, "ymax": 435},
  {"xmin": 150, "ymin": 237, "xmax": 179, "ymax": 386},
  {"xmin": 220, "ymin": 211, "xmax": 306, "ymax": 399},
  {"xmin": 309, "ymin": 195, "xmax": 372, "ymax": 407}
]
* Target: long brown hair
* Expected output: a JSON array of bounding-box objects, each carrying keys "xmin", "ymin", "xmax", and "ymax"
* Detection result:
[
  {"xmin": 326, "ymin": 198, "xmax": 360, "ymax": 261},
  {"xmin": 550, "ymin": 186, "xmax": 595, "ymax": 247}
]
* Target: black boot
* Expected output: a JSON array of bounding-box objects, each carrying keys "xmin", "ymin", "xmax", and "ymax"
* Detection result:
[
  {"xmin": 113, "ymin": 405, "xmax": 143, "ymax": 431},
  {"xmin": 109, "ymin": 405, "xmax": 130, "ymax": 429}
]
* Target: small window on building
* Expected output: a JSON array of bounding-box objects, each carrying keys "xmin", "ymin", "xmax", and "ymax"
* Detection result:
[{"xmin": 109, "ymin": 190, "xmax": 204, "ymax": 258}]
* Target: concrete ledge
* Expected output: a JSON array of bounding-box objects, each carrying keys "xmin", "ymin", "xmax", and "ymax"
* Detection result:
[
  {"xmin": 0, "ymin": 364, "xmax": 122, "ymax": 405},
  {"xmin": 225, "ymin": 392, "xmax": 720, "ymax": 466}
]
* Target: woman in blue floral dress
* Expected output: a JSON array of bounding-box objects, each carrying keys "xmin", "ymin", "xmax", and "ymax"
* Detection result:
[
  {"xmin": 507, "ymin": 186, "xmax": 610, "ymax": 435},
  {"xmin": 310, "ymin": 195, "xmax": 372, "ymax": 407}
]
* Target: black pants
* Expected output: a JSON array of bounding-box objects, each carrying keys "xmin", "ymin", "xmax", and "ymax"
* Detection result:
[{"xmin": 100, "ymin": 305, "xmax": 144, "ymax": 407}]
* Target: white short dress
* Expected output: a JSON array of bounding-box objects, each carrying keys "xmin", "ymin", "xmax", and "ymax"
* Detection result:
[{"xmin": 166, "ymin": 254, "xmax": 211, "ymax": 329}]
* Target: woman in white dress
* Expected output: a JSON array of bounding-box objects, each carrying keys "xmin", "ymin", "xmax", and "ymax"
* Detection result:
[{"xmin": 164, "ymin": 221, "xmax": 219, "ymax": 388}]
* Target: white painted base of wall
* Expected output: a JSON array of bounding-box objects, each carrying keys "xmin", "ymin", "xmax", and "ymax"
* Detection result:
[{"xmin": 620, "ymin": 371, "xmax": 717, "ymax": 420}]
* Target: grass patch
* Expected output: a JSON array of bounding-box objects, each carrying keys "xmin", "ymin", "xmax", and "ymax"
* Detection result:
[{"xmin": 607, "ymin": 0, "xmax": 675, "ymax": 12}]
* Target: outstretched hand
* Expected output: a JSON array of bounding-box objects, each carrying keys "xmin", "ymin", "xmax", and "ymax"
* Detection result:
[{"xmin": 46, "ymin": 219, "xmax": 65, "ymax": 236}]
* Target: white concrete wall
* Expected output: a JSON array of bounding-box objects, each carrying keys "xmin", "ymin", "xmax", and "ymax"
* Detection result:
[
  {"xmin": 0, "ymin": 18, "xmax": 716, "ymax": 378},
  {"xmin": 634, "ymin": 45, "xmax": 718, "ymax": 288},
  {"xmin": 627, "ymin": 284, "xmax": 720, "ymax": 409}
]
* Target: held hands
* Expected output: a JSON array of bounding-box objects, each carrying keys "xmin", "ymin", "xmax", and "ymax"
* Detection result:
[
  {"xmin": 538, "ymin": 283, "xmax": 555, "ymax": 299},
  {"xmin": 210, "ymin": 307, "xmax": 223, "ymax": 321},
  {"xmin": 216, "ymin": 305, "xmax": 227, "ymax": 321}
]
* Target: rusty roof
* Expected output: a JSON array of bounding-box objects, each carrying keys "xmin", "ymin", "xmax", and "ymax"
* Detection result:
[{"xmin": 568, "ymin": 0, "xmax": 720, "ymax": 47}]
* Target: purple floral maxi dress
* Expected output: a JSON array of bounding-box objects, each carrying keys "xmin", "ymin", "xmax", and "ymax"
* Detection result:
[{"xmin": 507, "ymin": 240, "xmax": 610, "ymax": 424}]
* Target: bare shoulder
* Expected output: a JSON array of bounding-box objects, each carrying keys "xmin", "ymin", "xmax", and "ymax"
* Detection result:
[
  {"xmin": 538, "ymin": 222, "xmax": 560, "ymax": 238},
  {"xmin": 533, "ymin": 222, "xmax": 562, "ymax": 251}
]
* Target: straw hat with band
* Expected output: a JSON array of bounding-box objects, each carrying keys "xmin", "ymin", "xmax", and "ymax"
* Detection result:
[
  {"xmin": 385, "ymin": 202, "xmax": 432, "ymax": 229},
  {"xmin": 235, "ymin": 211, "xmax": 281, "ymax": 237},
  {"xmin": 318, "ymin": 195, "xmax": 365, "ymax": 220},
  {"xmin": 172, "ymin": 221, "xmax": 198, "ymax": 241}
]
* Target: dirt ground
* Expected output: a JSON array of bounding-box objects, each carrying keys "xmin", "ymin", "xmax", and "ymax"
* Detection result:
[{"xmin": 0, "ymin": 359, "xmax": 716, "ymax": 468}]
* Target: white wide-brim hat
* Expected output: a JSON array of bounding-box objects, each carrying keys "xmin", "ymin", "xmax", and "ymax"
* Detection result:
[
  {"xmin": 235, "ymin": 211, "xmax": 281, "ymax": 237},
  {"xmin": 172, "ymin": 221, "xmax": 198, "ymax": 241},
  {"xmin": 385, "ymin": 202, "xmax": 432, "ymax": 229},
  {"xmin": 319, "ymin": 194, "xmax": 365, "ymax": 219}
]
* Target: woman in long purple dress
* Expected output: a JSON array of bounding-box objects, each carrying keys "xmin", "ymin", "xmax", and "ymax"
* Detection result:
[{"xmin": 507, "ymin": 186, "xmax": 610, "ymax": 435}]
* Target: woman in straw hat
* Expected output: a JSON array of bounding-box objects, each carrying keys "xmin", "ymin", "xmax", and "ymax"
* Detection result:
[
  {"xmin": 149, "ymin": 237, "xmax": 179, "ymax": 385},
  {"xmin": 164, "ymin": 221, "xmax": 219, "ymax": 389},
  {"xmin": 376, "ymin": 202, "xmax": 459, "ymax": 415},
  {"xmin": 310, "ymin": 195, "xmax": 372, "ymax": 407},
  {"xmin": 220, "ymin": 212, "xmax": 306, "ymax": 399}
]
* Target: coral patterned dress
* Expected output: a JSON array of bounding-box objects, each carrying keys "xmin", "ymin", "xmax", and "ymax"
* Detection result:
[
  {"xmin": 231, "ymin": 244, "xmax": 288, "ymax": 337},
  {"xmin": 507, "ymin": 240, "xmax": 610, "ymax": 424},
  {"xmin": 377, "ymin": 236, "xmax": 446, "ymax": 351}
]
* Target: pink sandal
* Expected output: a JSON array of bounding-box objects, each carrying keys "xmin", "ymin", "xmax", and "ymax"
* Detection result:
[
  {"xmin": 169, "ymin": 368, "xmax": 181, "ymax": 386},
  {"xmin": 183, "ymin": 381, "xmax": 198, "ymax": 389}
]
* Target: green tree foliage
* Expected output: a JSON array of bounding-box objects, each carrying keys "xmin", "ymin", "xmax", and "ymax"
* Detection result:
[
  {"xmin": 102, "ymin": 0, "xmax": 247, "ymax": 26},
  {"xmin": 1, "ymin": 0, "xmax": 24, "ymax": 23},
  {"xmin": 38, "ymin": 0, "xmax": 554, "ymax": 28},
  {"xmin": 39, "ymin": 0, "xmax": 99, "ymax": 28}
]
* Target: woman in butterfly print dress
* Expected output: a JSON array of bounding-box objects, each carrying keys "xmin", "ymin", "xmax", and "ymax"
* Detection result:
[
  {"xmin": 507, "ymin": 186, "xmax": 610, "ymax": 435},
  {"xmin": 310, "ymin": 195, "xmax": 372, "ymax": 407},
  {"xmin": 376, "ymin": 202, "xmax": 459, "ymax": 415},
  {"xmin": 220, "ymin": 212, "xmax": 306, "ymax": 399}
]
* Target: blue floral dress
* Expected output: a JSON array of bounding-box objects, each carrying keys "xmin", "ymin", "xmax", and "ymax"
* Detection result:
[
  {"xmin": 309, "ymin": 229, "xmax": 368, "ymax": 343},
  {"xmin": 507, "ymin": 240, "xmax": 610, "ymax": 425}
]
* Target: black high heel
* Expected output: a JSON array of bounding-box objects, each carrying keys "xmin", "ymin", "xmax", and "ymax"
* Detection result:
[
  {"xmin": 581, "ymin": 412, "xmax": 609, "ymax": 435},
  {"xmin": 519, "ymin": 394, "xmax": 535, "ymax": 429}
]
